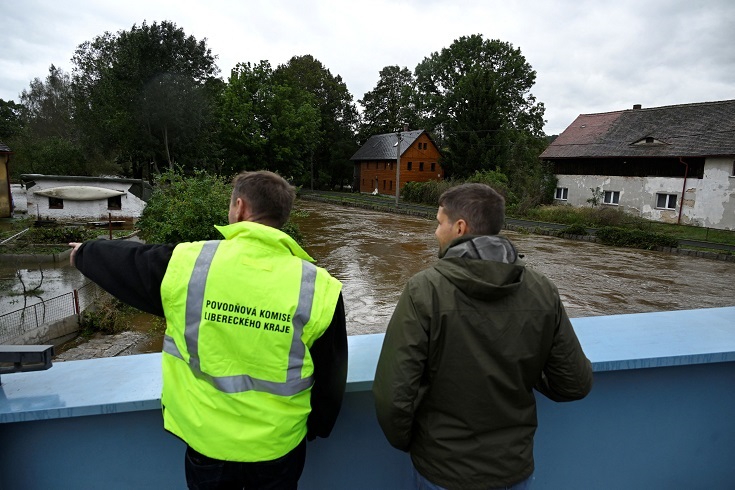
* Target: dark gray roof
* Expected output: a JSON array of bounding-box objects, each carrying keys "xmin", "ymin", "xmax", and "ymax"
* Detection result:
[
  {"xmin": 350, "ymin": 130, "xmax": 425, "ymax": 160},
  {"xmin": 541, "ymin": 100, "xmax": 735, "ymax": 159},
  {"xmin": 0, "ymin": 141, "xmax": 11, "ymax": 153}
]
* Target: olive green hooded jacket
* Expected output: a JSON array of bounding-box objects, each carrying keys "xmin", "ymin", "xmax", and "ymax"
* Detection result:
[{"xmin": 373, "ymin": 235, "xmax": 593, "ymax": 489}]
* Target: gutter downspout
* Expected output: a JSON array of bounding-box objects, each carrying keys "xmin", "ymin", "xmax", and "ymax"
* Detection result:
[{"xmin": 678, "ymin": 157, "xmax": 688, "ymax": 225}]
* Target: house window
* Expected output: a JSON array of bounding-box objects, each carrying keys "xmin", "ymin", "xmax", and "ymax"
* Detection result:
[
  {"xmin": 390, "ymin": 181, "xmax": 393, "ymax": 190},
  {"xmin": 431, "ymin": 162, "xmax": 436, "ymax": 172},
  {"xmin": 407, "ymin": 162, "xmax": 413, "ymax": 171},
  {"xmin": 603, "ymin": 191, "xmax": 620, "ymax": 205},
  {"xmin": 656, "ymin": 193, "xmax": 677, "ymax": 210},
  {"xmin": 419, "ymin": 162, "xmax": 424, "ymax": 171},
  {"xmin": 108, "ymin": 195, "xmax": 122, "ymax": 210},
  {"xmin": 555, "ymin": 187, "xmax": 569, "ymax": 200},
  {"xmin": 423, "ymin": 143, "xmax": 428, "ymax": 149},
  {"xmin": 383, "ymin": 180, "xmax": 386, "ymax": 190},
  {"xmin": 49, "ymin": 197, "xmax": 63, "ymax": 209}
]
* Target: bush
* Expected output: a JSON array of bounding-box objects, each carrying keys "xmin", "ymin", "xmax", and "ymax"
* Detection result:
[
  {"xmin": 595, "ymin": 227, "xmax": 679, "ymax": 250},
  {"xmin": 137, "ymin": 168, "xmax": 305, "ymax": 245},
  {"xmin": 79, "ymin": 294, "xmax": 135, "ymax": 335},
  {"xmin": 26, "ymin": 226, "xmax": 98, "ymax": 244},
  {"xmin": 563, "ymin": 223, "xmax": 589, "ymax": 236}
]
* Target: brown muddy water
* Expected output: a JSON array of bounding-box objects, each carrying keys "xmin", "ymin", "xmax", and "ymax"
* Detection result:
[
  {"xmin": 294, "ymin": 200, "xmax": 735, "ymax": 335},
  {"xmin": 5, "ymin": 199, "xmax": 735, "ymax": 355}
]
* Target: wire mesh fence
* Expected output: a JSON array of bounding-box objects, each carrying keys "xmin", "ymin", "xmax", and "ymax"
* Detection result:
[{"xmin": 0, "ymin": 282, "xmax": 104, "ymax": 344}]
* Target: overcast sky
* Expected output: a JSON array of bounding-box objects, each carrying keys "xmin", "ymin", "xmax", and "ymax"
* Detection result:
[{"xmin": 1, "ymin": 0, "xmax": 733, "ymax": 135}]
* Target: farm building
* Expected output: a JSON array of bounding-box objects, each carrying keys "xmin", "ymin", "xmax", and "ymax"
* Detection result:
[{"xmin": 541, "ymin": 100, "xmax": 735, "ymax": 230}]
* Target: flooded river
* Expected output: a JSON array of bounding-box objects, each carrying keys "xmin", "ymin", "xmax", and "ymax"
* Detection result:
[
  {"xmin": 3, "ymin": 199, "xmax": 735, "ymax": 348},
  {"xmin": 294, "ymin": 199, "xmax": 735, "ymax": 335}
]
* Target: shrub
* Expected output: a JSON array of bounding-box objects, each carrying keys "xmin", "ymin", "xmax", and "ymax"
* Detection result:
[
  {"xmin": 137, "ymin": 168, "xmax": 304, "ymax": 245},
  {"xmin": 595, "ymin": 227, "xmax": 678, "ymax": 250},
  {"xmin": 563, "ymin": 223, "xmax": 588, "ymax": 236},
  {"xmin": 79, "ymin": 294, "xmax": 135, "ymax": 335}
]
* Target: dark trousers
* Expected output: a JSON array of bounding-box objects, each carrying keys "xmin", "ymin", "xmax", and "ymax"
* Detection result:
[{"xmin": 184, "ymin": 439, "xmax": 306, "ymax": 490}]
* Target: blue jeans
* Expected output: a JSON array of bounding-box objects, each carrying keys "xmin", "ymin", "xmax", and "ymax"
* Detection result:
[
  {"xmin": 184, "ymin": 439, "xmax": 306, "ymax": 489},
  {"xmin": 413, "ymin": 466, "xmax": 534, "ymax": 490}
]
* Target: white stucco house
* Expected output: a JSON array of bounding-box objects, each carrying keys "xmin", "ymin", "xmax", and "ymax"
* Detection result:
[
  {"xmin": 541, "ymin": 100, "xmax": 735, "ymax": 230},
  {"xmin": 19, "ymin": 174, "xmax": 153, "ymax": 222}
]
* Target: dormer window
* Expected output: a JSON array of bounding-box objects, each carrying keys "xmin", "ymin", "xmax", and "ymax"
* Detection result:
[{"xmin": 632, "ymin": 136, "xmax": 666, "ymax": 146}]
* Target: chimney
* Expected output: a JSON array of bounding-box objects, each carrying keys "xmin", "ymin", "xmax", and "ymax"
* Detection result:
[
  {"xmin": 633, "ymin": 104, "xmax": 642, "ymax": 110},
  {"xmin": 403, "ymin": 123, "xmax": 410, "ymax": 132}
]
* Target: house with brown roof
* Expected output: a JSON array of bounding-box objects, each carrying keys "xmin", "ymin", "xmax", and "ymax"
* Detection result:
[
  {"xmin": 351, "ymin": 129, "xmax": 444, "ymax": 194},
  {"xmin": 541, "ymin": 100, "xmax": 735, "ymax": 230}
]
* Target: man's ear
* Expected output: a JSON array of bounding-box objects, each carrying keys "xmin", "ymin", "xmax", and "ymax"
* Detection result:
[
  {"xmin": 233, "ymin": 197, "xmax": 250, "ymax": 222},
  {"xmin": 455, "ymin": 218, "xmax": 468, "ymax": 237}
]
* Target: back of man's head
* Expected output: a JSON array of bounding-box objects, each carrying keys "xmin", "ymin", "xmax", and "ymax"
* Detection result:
[
  {"xmin": 231, "ymin": 171, "xmax": 295, "ymax": 229},
  {"xmin": 438, "ymin": 183, "xmax": 505, "ymax": 235}
]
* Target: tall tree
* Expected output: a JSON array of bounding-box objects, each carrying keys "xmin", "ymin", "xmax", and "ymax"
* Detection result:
[
  {"xmin": 0, "ymin": 99, "xmax": 24, "ymax": 141},
  {"xmin": 274, "ymin": 55, "xmax": 359, "ymax": 189},
  {"xmin": 71, "ymin": 20, "xmax": 220, "ymax": 178},
  {"xmin": 218, "ymin": 61, "xmax": 320, "ymax": 182},
  {"xmin": 414, "ymin": 34, "xmax": 547, "ymax": 182},
  {"xmin": 358, "ymin": 65, "xmax": 419, "ymax": 142},
  {"xmin": 8, "ymin": 65, "xmax": 91, "ymax": 177}
]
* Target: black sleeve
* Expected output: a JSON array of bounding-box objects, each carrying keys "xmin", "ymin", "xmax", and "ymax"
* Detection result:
[
  {"xmin": 74, "ymin": 239, "xmax": 175, "ymax": 317},
  {"xmin": 306, "ymin": 294, "xmax": 348, "ymax": 441}
]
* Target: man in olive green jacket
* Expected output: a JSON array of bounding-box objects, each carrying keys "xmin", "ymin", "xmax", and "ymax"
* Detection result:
[{"xmin": 373, "ymin": 183, "xmax": 593, "ymax": 490}]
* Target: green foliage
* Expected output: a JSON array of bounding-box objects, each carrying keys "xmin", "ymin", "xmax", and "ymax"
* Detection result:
[
  {"xmin": 72, "ymin": 20, "xmax": 221, "ymax": 178},
  {"xmin": 0, "ymin": 98, "xmax": 24, "ymax": 140},
  {"xmin": 357, "ymin": 65, "xmax": 418, "ymax": 142},
  {"xmin": 136, "ymin": 169, "xmax": 305, "ymax": 245},
  {"xmin": 79, "ymin": 294, "xmax": 135, "ymax": 335},
  {"xmin": 587, "ymin": 186, "xmax": 604, "ymax": 207},
  {"xmin": 595, "ymin": 227, "xmax": 679, "ymax": 250},
  {"xmin": 563, "ymin": 223, "xmax": 589, "ymax": 236},
  {"xmin": 137, "ymin": 169, "xmax": 231, "ymax": 243},
  {"xmin": 274, "ymin": 55, "xmax": 359, "ymax": 189},
  {"xmin": 519, "ymin": 204, "xmax": 645, "ymax": 228},
  {"xmin": 26, "ymin": 226, "xmax": 98, "ymax": 243},
  {"xmin": 400, "ymin": 169, "xmax": 514, "ymax": 207},
  {"xmin": 218, "ymin": 61, "xmax": 320, "ymax": 182}
]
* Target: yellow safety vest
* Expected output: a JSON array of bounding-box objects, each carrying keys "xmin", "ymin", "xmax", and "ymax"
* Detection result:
[{"xmin": 160, "ymin": 220, "xmax": 342, "ymax": 462}]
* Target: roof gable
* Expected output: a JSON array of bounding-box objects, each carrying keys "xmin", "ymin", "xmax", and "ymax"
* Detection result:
[
  {"xmin": 541, "ymin": 100, "xmax": 735, "ymax": 159},
  {"xmin": 350, "ymin": 130, "xmax": 427, "ymax": 161},
  {"xmin": 0, "ymin": 141, "xmax": 11, "ymax": 153}
]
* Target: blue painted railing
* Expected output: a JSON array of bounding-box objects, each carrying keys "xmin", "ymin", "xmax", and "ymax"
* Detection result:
[{"xmin": 1, "ymin": 307, "xmax": 734, "ymax": 489}]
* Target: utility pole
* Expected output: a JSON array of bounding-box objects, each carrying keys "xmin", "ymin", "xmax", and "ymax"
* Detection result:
[{"xmin": 395, "ymin": 131, "xmax": 402, "ymax": 205}]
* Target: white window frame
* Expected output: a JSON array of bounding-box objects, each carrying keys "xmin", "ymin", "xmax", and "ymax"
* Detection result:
[
  {"xmin": 656, "ymin": 193, "xmax": 677, "ymax": 210},
  {"xmin": 555, "ymin": 187, "xmax": 568, "ymax": 200},
  {"xmin": 603, "ymin": 190, "xmax": 620, "ymax": 205}
]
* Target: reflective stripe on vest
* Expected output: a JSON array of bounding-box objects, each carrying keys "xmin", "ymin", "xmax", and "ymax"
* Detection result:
[{"xmin": 162, "ymin": 240, "xmax": 318, "ymax": 397}]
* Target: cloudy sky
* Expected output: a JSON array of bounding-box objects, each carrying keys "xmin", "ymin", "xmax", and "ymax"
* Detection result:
[{"xmin": 1, "ymin": 0, "xmax": 733, "ymax": 135}]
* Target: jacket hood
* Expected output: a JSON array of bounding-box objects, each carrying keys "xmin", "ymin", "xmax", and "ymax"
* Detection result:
[{"xmin": 434, "ymin": 235, "xmax": 524, "ymax": 301}]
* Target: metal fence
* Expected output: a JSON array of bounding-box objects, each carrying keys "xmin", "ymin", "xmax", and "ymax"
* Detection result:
[{"xmin": 0, "ymin": 282, "xmax": 105, "ymax": 343}]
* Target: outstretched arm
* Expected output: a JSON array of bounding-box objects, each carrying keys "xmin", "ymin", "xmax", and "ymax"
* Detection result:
[{"xmin": 70, "ymin": 240, "xmax": 175, "ymax": 317}]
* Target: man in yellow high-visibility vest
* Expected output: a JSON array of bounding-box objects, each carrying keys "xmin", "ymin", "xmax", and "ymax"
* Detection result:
[{"xmin": 71, "ymin": 171, "xmax": 347, "ymax": 489}]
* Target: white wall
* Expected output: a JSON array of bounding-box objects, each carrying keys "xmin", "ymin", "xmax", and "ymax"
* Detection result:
[
  {"xmin": 24, "ymin": 178, "xmax": 147, "ymax": 221},
  {"xmin": 554, "ymin": 157, "xmax": 735, "ymax": 230}
]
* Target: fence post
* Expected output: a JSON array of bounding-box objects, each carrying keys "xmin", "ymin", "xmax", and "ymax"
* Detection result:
[
  {"xmin": 33, "ymin": 303, "xmax": 39, "ymax": 329},
  {"xmin": 73, "ymin": 289, "xmax": 80, "ymax": 316}
]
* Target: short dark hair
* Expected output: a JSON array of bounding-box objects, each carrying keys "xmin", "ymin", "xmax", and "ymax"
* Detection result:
[
  {"xmin": 231, "ymin": 171, "xmax": 295, "ymax": 229},
  {"xmin": 438, "ymin": 183, "xmax": 505, "ymax": 235}
]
